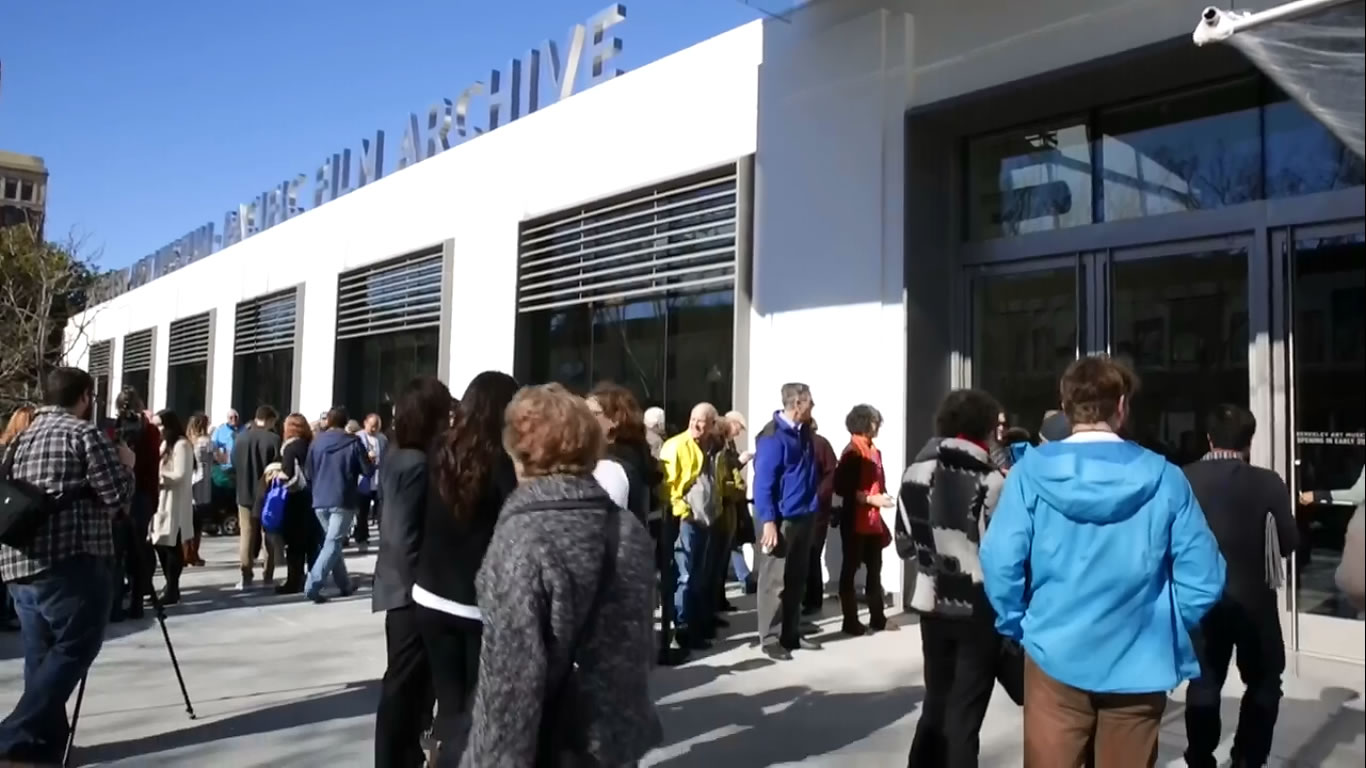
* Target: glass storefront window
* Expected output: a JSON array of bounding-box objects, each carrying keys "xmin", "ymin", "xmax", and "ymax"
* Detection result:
[
  {"xmin": 523, "ymin": 305, "xmax": 593, "ymax": 395},
  {"xmin": 121, "ymin": 370, "xmax": 150, "ymax": 408},
  {"xmin": 1264, "ymin": 90, "xmax": 1366, "ymax": 199},
  {"xmin": 519, "ymin": 289, "xmax": 735, "ymax": 435},
  {"xmin": 166, "ymin": 362, "xmax": 208, "ymax": 418},
  {"xmin": 663, "ymin": 290, "xmax": 733, "ymax": 431},
  {"xmin": 592, "ymin": 299, "xmax": 667, "ymax": 410},
  {"xmin": 333, "ymin": 329, "xmax": 439, "ymax": 427},
  {"xmin": 1293, "ymin": 233, "xmax": 1365, "ymax": 621},
  {"xmin": 1099, "ymin": 79, "xmax": 1262, "ymax": 221},
  {"xmin": 967, "ymin": 119, "xmax": 1094, "ymax": 240},
  {"xmin": 971, "ymin": 267, "xmax": 1078, "ymax": 435},
  {"xmin": 1111, "ymin": 249, "xmax": 1249, "ymax": 465},
  {"xmin": 232, "ymin": 350, "xmax": 295, "ymax": 418}
]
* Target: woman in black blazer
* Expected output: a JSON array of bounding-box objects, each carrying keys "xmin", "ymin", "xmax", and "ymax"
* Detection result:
[
  {"xmin": 412, "ymin": 371, "xmax": 520, "ymax": 766},
  {"xmin": 372, "ymin": 376, "xmax": 453, "ymax": 768}
]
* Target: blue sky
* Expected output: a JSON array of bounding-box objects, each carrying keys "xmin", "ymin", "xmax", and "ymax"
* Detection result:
[{"xmin": 0, "ymin": 0, "xmax": 761, "ymax": 270}]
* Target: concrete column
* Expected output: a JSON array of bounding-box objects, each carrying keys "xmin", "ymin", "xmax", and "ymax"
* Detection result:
[{"xmin": 748, "ymin": 3, "xmax": 913, "ymax": 601}]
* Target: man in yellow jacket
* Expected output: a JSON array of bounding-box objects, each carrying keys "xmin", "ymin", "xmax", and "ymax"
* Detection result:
[{"xmin": 659, "ymin": 403, "xmax": 741, "ymax": 649}]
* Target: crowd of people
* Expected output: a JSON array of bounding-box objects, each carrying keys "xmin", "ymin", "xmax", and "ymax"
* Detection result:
[{"xmin": 1, "ymin": 354, "xmax": 1364, "ymax": 767}]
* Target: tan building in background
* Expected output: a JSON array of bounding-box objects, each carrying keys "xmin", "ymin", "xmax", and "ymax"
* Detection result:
[{"xmin": 0, "ymin": 150, "xmax": 48, "ymax": 235}]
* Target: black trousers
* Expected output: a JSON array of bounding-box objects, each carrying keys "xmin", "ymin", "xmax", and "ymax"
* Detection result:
[
  {"xmin": 355, "ymin": 493, "xmax": 376, "ymax": 543},
  {"xmin": 1184, "ymin": 596, "xmax": 1285, "ymax": 768},
  {"xmin": 839, "ymin": 530, "xmax": 886, "ymax": 627},
  {"xmin": 756, "ymin": 515, "xmax": 814, "ymax": 648},
  {"xmin": 416, "ymin": 605, "xmax": 482, "ymax": 766},
  {"xmin": 804, "ymin": 519, "xmax": 831, "ymax": 610},
  {"xmin": 376, "ymin": 605, "xmax": 435, "ymax": 768},
  {"xmin": 152, "ymin": 534, "xmax": 184, "ymax": 600},
  {"xmin": 908, "ymin": 614, "xmax": 1000, "ymax": 768}
]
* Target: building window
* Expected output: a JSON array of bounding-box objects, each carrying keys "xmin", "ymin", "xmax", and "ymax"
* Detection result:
[
  {"xmin": 1098, "ymin": 78, "xmax": 1262, "ymax": 221},
  {"xmin": 2, "ymin": 180, "xmax": 16, "ymax": 200},
  {"xmin": 19, "ymin": 181, "xmax": 35, "ymax": 203},
  {"xmin": 121, "ymin": 328, "xmax": 155, "ymax": 408},
  {"xmin": 334, "ymin": 249, "xmax": 444, "ymax": 424},
  {"xmin": 88, "ymin": 340, "xmax": 114, "ymax": 418},
  {"xmin": 964, "ymin": 75, "xmax": 1363, "ymax": 240},
  {"xmin": 516, "ymin": 164, "xmax": 742, "ymax": 431},
  {"xmin": 967, "ymin": 118, "xmax": 1094, "ymax": 240},
  {"xmin": 234, "ymin": 288, "xmax": 298, "ymax": 416},
  {"xmin": 166, "ymin": 312, "xmax": 211, "ymax": 418}
]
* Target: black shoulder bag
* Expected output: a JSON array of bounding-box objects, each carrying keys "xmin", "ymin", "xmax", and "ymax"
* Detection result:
[
  {"xmin": 511, "ymin": 497, "xmax": 621, "ymax": 767},
  {"xmin": 0, "ymin": 434, "xmax": 59, "ymax": 548}
]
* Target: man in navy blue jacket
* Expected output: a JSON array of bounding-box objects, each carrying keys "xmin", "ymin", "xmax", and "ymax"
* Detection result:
[
  {"xmin": 304, "ymin": 407, "xmax": 373, "ymax": 603},
  {"xmin": 752, "ymin": 382, "xmax": 820, "ymax": 660}
]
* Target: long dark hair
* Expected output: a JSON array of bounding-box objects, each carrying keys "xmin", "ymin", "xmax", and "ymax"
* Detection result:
[
  {"xmin": 436, "ymin": 371, "xmax": 520, "ymax": 520},
  {"xmin": 156, "ymin": 409, "xmax": 187, "ymax": 461},
  {"xmin": 394, "ymin": 376, "xmax": 452, "ymax": 450}
]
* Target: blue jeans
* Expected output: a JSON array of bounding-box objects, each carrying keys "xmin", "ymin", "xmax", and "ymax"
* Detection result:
[
  {"xmin": 305, "ymin": 507, "xmax": 355, "ymax": 598},
  {"xmin": 673, "ymin": 520, "xmax": 715, "ymax": 630},
  {"xmin": 1, "ymin": 554, "xmax": 113, "ymax": 762},
  {"xmin": 731, "ymin": 550, "xmax": 751, "ymax": 583}
]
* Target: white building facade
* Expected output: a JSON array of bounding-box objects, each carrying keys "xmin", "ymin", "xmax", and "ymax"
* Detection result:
[{"xmin": 70, "ymin": 1, "xmax": 1365, "ymax": 664}]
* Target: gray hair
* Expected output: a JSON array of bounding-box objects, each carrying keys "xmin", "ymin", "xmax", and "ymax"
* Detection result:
[
  {"xmin": 780, "ymin": 382, "xmax": 811, "ymax": 409},
  {"xmin": 643, "ymin": 406, "xmax": 666, "ymax": 432}
]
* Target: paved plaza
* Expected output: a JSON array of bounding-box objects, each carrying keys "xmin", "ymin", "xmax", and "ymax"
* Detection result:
[{"xmin": 2, "ymin": 536, "xmax": 1362, "ymax": 767}]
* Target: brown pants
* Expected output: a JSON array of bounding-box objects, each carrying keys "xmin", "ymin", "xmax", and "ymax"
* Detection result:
[
  {"xmin": 237, "ymin": 505, "xmax": 279, "ymax": 581},
  {"xmin": 1023, "ymin": 655, "xmax": 1166, "ymax": 768}
]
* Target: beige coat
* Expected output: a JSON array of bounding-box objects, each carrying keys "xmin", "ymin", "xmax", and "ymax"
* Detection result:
[{"xmin": 150, "ymin": 438, "xmax": 194, "ymax": 547}]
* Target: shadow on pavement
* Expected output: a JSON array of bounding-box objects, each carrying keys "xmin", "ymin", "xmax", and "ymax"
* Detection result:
[
  {"xmin": 72, "ymin": 679, "xmax": 379, "ymax": 766},
  {"xmin": 650, "ymin": 683, "xmax": 922, "ymax": 767}
]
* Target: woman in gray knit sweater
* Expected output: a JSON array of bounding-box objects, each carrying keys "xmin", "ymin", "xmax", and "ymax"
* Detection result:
[{"xmin": 461, "ymin": 384, "xmax": 662, "ymax": 768}]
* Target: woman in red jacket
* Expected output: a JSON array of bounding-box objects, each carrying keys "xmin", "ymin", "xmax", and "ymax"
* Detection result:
[{"xmin": 834, "ymin": 404, "xmax": 897, "ymax": 635}]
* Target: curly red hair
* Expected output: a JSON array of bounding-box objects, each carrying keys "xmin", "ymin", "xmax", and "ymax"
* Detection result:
[{"xmin": 503, "ymin": 383, "xmax": 604, "ymax": 477}]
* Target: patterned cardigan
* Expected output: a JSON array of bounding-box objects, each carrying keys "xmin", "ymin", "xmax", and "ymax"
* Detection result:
[{"xmin": 895, "ymin": 437, "xmax": 1005, "ymax": 620}]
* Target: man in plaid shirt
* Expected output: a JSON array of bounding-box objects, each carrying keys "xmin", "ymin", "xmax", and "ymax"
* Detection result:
[{"xmin": 1, "ymin": 367, "xmax": 134, "ymax": 764}]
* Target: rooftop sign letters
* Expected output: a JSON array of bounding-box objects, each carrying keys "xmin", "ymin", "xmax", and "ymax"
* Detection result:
[{"xmin": 92, "ymin": 4, "xmax": 627, "ymax": 303}]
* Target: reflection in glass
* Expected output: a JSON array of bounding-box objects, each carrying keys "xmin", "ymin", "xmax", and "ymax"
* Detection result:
[
  {"xmin": 1100, "ymin": 79, "xmax": 1262, "ymax": 221},
  {"xmin": 1111, "ymin": 249, "xmax": 1249, "ymax": 466},
  {"xmin": 972, "ymin": 267, "xmax": 1078, "ymax": 436},
  {"xmin": 518, "ymin": 289, "xmax": 735, "ymax": 435},
  {"xmin": 232, "ymin": 350, "xmax": 295, "ymax": 419},
  {"xmin": 1293, "ymin": 233, "xmax": 1365, "ymax": 621},
  {"xmin": 523, "ymin": 305, "xmax": 593, "ymax": 395},
  {"xmin": 333, "ymin": 330, "xmax": 439, "ymax": 428},
  {"xmin": 664, "ymin": 291, "xmax": 734, "ymax": 431},
  {"xmin": 592, "ymin": 300, "xmax": 667, "ymax": 410},
  {"xmin": 121, "ymin": 370, "xmax": 150, "ymax": 409},
  {"xmin": 166, "ymin": 362, "xmax": 208, "ymax": 418},
  {"xmin": 1264, "ymin": 92, "xmax": 1366, "ymax": 199},
  {"xmin": 968, "ymin": 119, "xmax": 1093, "ymax": 240}
]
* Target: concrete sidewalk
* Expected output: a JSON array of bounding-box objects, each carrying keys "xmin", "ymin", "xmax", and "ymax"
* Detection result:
[{"xmin": 2, "ymin": 536, "xmax": 1362, "ymax": 767}]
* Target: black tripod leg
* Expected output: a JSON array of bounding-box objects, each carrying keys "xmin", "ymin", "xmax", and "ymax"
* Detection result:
[
  {"xmin": 145, "ymin": 589, "xmax": 196, "ymax": 720},
  {"xmin": 63, "ymin": 674, "xmax": 87, "ymax": 768}
]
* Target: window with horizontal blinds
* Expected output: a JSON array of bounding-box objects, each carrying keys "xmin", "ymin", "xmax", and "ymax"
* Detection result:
[
  {"xmin": 335, "ymin": 248, "xmax": 444, "ymax": 340},
  {"xmin": 516, "ymin": 165, "xmax": 739, "ymax": 313},
  {"xmin": 122, "ymin": 329, "xmax": 154, "ymax": 373},
  {"xmin": 235, "ymin": 288, "xmax": 298, "ymax": 356},
  {"xmin": 88, "ymin": 340, "xmax": 112, "ymax": 375},
  {"xmin": 167, "ymin": 313, "xmax": 211, "ymax": 366}
]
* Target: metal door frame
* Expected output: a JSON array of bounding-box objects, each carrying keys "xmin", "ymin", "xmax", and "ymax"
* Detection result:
[{"xmin": 1273, "ymin": 218, "xmax": 1366, "ymax": 663}]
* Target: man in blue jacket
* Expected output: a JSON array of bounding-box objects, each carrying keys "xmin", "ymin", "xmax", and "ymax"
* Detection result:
[
  {"xmin": 304, "ymin": 407, "xmax": 373, "ymax": 603},
  {"xmin": 752, "ymin": 382, "xmax": 820, "ymax": 661},
  {"xmin": 981, "ymin": 355, "xmax": 1225, "ymax": 767}
]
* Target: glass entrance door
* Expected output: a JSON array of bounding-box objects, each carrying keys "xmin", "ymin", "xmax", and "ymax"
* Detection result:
[
  {"xmin": 1285, "ymin": 224, "xmax": 1365, "ymax": 660},
  {"xmin": 1107, "ymin": 242, "xmax": 1252, "ymax": 465},
  {"xmin": 965, "ymin": 259, "xmax": 1082, "ymax": 435}
]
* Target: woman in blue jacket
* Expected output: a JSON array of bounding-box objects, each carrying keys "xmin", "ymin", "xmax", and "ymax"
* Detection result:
[{"xmin": 980, "ymin": 355, "xmax": 1226, "ymax": 768}]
